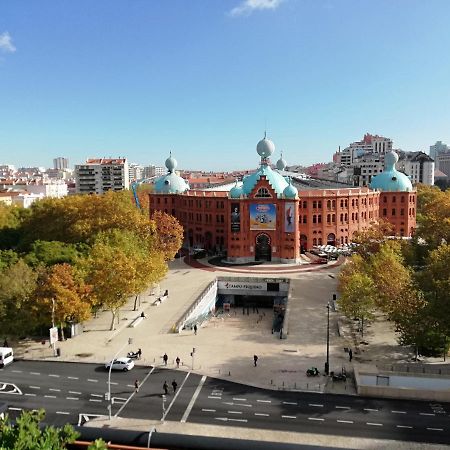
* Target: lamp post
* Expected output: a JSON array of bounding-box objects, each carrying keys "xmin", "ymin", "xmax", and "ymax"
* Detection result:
[
  {"xmin": 107, "ymin": 337, "xmax": 133, "ymax": 419},
  {"xmin": 325, "ymin": 302, "xmax": 330, "ymax": 375}
]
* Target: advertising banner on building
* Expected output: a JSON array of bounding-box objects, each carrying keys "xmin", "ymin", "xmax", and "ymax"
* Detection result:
[
  {"xmin": 250, "ymin": 203, "xmax": 276, "ymax": 230},
  {"xmin": 284, "ymin": 202, "xmax": 295, "ymax": 233},
  {"xmin": 231, "ymin": 203, "xmax": 240, "ymax": 233},
  {"xmin": 218, "ymin": 281, "xmax": 267, "ymax": 291}
]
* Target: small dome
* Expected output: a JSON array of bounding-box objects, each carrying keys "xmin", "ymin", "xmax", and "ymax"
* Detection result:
[
  {"xmin": 370, "ymin": 150, "xmax": 413, "ymax": 192},
  {"xmin": 229, "ymin": 180, "xmax": 243, "ymax": 199},
  {"xmin": 283, "ymin": 178, "xmax": 298, "ymax": 199},
  {"xmin": 165, "ymin": 155, "xmax": 177, "ymax": 172},
  {"xmin": 257, "ymin": 134, "xmax": 275, "ymax": 159},
  {"xmin": 154, "ymin": 172, "xmax": 189, "ymax": 194},
  {"xmin": 276, "ymin": 155, "xmax": 287, "ymax": 170}
]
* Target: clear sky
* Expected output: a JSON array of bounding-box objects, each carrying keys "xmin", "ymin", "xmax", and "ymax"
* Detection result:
[{"xmin": 1, "ymin": 0, "xmax": 450, "ymax": 171}]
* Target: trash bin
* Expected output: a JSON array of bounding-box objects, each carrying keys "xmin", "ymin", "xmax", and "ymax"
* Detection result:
[{"xmin": 56, "ymin": 348, "xmax": 61, "ymax": 357}]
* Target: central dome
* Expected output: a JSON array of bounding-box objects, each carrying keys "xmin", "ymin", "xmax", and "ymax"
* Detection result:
[{"xmin": 256, "ymin": 134, "xmax": 275, "ymax": 159}]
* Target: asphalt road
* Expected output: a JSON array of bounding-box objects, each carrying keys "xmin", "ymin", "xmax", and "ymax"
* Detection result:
[{"xmin": 1, "ymin": 360, "xmax": 450, "ymax": 445}]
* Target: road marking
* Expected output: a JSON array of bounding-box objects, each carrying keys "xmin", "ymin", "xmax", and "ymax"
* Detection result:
[
  {"xmin": 282, "ymin": 415, "xmax": 296, "ymax": 419},
  {"xmin": 126, "ymin": 384, "xmax": 134, "ymax": 388},
  {"xmin": 202, "ymin": 409, "xmax": 216, "ymax": 412},
  {"xmin": 110, "ymin": 382, "xmax": 118, "ymax": 385},
  {"xmin": 162, "ymin": 371, "xmax": 190, "ymax": 421},
  {"xmin": 11, "ymin": 370, "xmax": 22, "ymax": 373},
  {"xmin": 29, "ymin": 386, "xmax": 40, "ymax": 389},
  {"xmin": 114, "ymin": 366, "xmax": 156, "ymax": 419},
  {"xmin": 255, "ymin": 413, "xmax": 269, "ymax": 417},
  {"xmin": 89, "ymin": 399, "xmax": 102, "ymax": 403},
  {"xmin": 283, "ymin": 401, "xmax": 298, "ymax": 406},
  {"xmin": 8, "ymin": 407, "xmax": 22, "ymax": 411},
  {"xmin": 49, "ymin": 388, "xmax": 61, "ymax": 392},
  {"xmin": 420, "ymin": 412, "xmax": 435, "ymax": 416},
  {"xmin": 337, "ymin": 420, "xmax": 354, "ymax": 424},
  {"xmin": 397, "ymin": 425, "xmax": 413, "ymax": 429},
  {"xmin": 367, "ymin": 422, "xmax": 383, "ymax": 426},
  {"xmin": 44, "ymin": 395, "xmax": 57, "ymax": 398},
  {"xmin": 233, "ymin": 397, "xmax": 246, "ymax": 401},
  {"xmin": 208, "ymin": 396, "xmax": 221, "ymax": 399},
  {"xmin": 391, "ymin": 410, "xmax": 406, "ymax": 414},
  {"xmin": 181, "ymin": 375, "xmax": 207, "ymax": 423},
  {"xmin": 91, "ymin": 394, "xmax": 103, "ymax": 398},
  {"xmin": 364, "ymin": 408, "xmax": 378, "ymax": 412},
  {"xmin": 68, "ymin": 376, "xmax": 78, "ymax": 380},
  {"xmin": 427, "ymin": 427, "xmax": 443, "ymax": 431},
  {"xmin": 228, "ymin": 411, "xmax": 242, "ymax": 414},
  {"xmin": 56, "ymin": 411, "xmax": 70, "ymax": 415},
  {"xmin": 215, "ymin": 417, "xmax": 247, "ymax": 423},
  {"xmin": 336, "ymin": 406, "xmax": 350, "ymax": 409},
  {"xmin": 308, "ymin": 417, "xmax": 324, "ymax": 421},
  {"xmin": 69, "ymin": 391, "xmax": 81, "ymax": 395},
  {"xmin": 30, "ymin": 372, "xmax": 41, "ymax": 376},
  {"xmin": 67, "ymin": 397, "xmax": 79, "ymax": 400},
  {"xmin": 257, "ymin": 399, "xmax": 271, "ymax": 403},
  {"xmin": 309, "ymin": 403, "xmax": 323, "ymax": 407},
  {"xmin": 87, "ymin": 379, "xmax": 98, "ymax": 383},
  {"xmin": 25, "ymin": 393, "xmax": 36, "ymax": 397},
  {"xmin": 49, "ymin": 374, "xmax": 60, "ymax": 378}
]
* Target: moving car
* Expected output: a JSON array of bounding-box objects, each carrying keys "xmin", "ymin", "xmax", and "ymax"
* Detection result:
[
  {"xmin": 105, "ymin": 357, "xmax": 134, "ymax": 371},
  {"xmin": 0, "ymin": 347, "xmax": 13, "ymax": 368}
]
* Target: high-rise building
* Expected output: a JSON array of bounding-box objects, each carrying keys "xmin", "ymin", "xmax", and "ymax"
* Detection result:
[
  {"xmin": 128, "ymin": 163, "xmax": 144, "ymax": 182},
  {"xmin": 397, "ymin": 151, "xmax": 434, "ymax": 186},
  {"xmin": 53, "ymin": 157, "xmax": 69, "ymax": 170},
  {"xmin": 436, "ymin": 153, "xmax": 450, "ymax": 178},
  {"xmin": 75, "ymin": 158, "xmax": 129, "ymax": 194},
  {"xmin": 429, "ymin": 141, "xmax": 449, "ymax": 160},
  {"xmin": 142, "ymin": 165, "xmax": 165, "ymax": 179}
]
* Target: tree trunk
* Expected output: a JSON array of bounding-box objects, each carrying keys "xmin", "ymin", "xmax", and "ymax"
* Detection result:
[
  {"xmin": 415, "ymin": 344, "xmax": 418, "ymax": 361},
  {"xmin": 133, "ymin": 295, "xmax": 138, "ymax": 311},
  {"xmin": 60, "ymin": 322, "xmax": 65, "ymax": 341},
  {"xmin": 110, "ymin": 310, "xmax": 116, "ymax": 331},
  {"xmin": 361, "ymin": 316, "xmax": 364, "ymax": 338},
  {"xmin": 116, "ymin": 308, "xmax": 120, "ymax": 324}
]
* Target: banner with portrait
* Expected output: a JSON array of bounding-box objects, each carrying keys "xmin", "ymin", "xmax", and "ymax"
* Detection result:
[
  {"xmin": 284, "ymin": 202, "xmax": 295, "ymax": 233},
  {"xmin": 230, "ymin": 203, "xmax": 240, "ymax": 232},
  {"xmin": 249, "ymin": 203, "xmax": 276, "ymax": 230}
]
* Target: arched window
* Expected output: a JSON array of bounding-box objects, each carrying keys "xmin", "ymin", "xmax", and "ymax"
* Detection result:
[
  {"xmin": 340, "ymin": 213, "xmax": 344, "ymax": 223},
  {"xmin": 255, "ymin": 187, "xmax": 271, "ymax": 198},
  {"xmin": 392, "ymin": 208, "xmax": 396, "ymax": 216},
  {"xmin": 313, "ymin": 215, "xmax": 317, "ymax": 224},
  {"xmin": 318, "ymin": 238, "xmax": 322, "ymax": 245},
  {"xmin": 327, "ymin": 200, "xmax": 331, "ymax": 209},
  {"xmin": 318, "ymin": 214, "xmax": 322, "ymax": 223},
  {"xmin": 332, "ymin": 214, "xmax": 335, "ymax": 223},
  {"xmin": 313, "ymin": 238, "xmax": 317, "ymax": 246},
  {"xmin": 313, "ymin": 201, "xmax": 317, "ymax": 208},
  {"xmin": 332, "ymin": 200, "xmax": 336, "ymax": 208},
  {"xmin": 303, "ymin": 201, "xmax": 307, "ymax": 208},
  {"xmin": 318, "ymin": 201, "xmax": 322, "ymax": 209},
  {"xmin": 340, "ymin": 199, "xmax": 344, "ymax": 208},
  {"xmin": 327, "ymin": 214, "xmax": 331, "ymax": 223},
  {"xmin": 303, "ymin": 215, "xmax": 307, "ymax": 224},
  {"xmin": 383, "ymin": 208, "xmax": 387, "ymax": 216}
]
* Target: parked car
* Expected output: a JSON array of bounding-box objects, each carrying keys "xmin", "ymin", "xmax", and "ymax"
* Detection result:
[{"xmin": 105, "ymin": 357, "xmax": 134, "ymax": 372}]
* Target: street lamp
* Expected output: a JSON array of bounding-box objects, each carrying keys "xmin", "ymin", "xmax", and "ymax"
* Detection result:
[
  {"xmin": 325, "ymin": 303, "xmax": 330, "ymax": 375},
  {"xmin": 107, "ymin": 337, "xmax": 133, "ymax": 419}
]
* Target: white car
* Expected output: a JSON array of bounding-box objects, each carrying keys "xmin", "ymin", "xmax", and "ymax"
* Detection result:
[{"xmin": 105, "ymin": 357, "xmax": 134, "ymax": 371}]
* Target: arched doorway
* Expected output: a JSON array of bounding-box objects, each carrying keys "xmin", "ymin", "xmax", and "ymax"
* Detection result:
[
  {"xmin": 327, "ymin": 233, "xmax": 336, "ymax": 246},
  {"xmin": 255, "ymin": 233, "xmax": 271, "ymax": 261},
  {"xmin": 300, "ymin": 234, "xmax": 307, "ymax": 253}
]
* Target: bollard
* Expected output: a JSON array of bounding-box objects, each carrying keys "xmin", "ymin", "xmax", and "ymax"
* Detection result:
[
  {"xmin": 282, "ymin": 381, "xmax": 285, "ymax": 387},
  {"xmin": 271, "ymin": 379, "xmax": 273, "ymax": 385},
  {"xmin": 228, "ymin": 370, "xmax": 231, "ymax": 376},
  {"xmin": 307, "ymin": 383, "xmax": 309, "ymax": 389}
]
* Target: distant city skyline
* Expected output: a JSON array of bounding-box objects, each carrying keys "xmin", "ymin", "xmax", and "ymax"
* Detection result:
[{"xmin": 1, "ymin": 1, "xmax": 450, "ymax": 170}]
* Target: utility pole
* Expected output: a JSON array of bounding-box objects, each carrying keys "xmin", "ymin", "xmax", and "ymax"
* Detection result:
[{"xmin": 325, "ymin": 302, "xmax": 330, "ymax": 375}]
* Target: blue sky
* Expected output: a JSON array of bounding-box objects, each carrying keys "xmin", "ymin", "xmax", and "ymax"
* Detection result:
[{"xmin": 1, "ymin": 0, "xmax": 450, "ymax": 171}]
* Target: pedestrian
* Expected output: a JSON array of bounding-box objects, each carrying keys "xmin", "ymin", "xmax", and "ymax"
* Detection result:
[
  {"xmin": 3, "ymin": 338, "xmax": 8, "ymax": 347},
  {"xmin": 163, "ymin": 353, "xmax": 168, "ymax": 365},
  {"xmin": 140, "ymin": 311, "xmax": 146, "ymax": 319},
  {"xmin": 172, "ymin": 379, "xmax": 178, "ymax": 393},
  {"xmin": 349, "ymin": 348, "xmax": 353, "ymax": 362},
  {"xmin": 134, "ymin": 379, "xmax": 139, "ymax": 393},
  {"xmin": 163, "ymin": 381, "xmax": 169, "ymax": 395},
  {"xmin": 176, "ymin": 356, "xmax": 180, "ymax": 368},
  {"xmin": 253, "ymin": 354, "xmax": 258, "ymax": 367},
  {"xmin": 137, "ymin": 348, "xmax": 142, "ymax": 359},
  {"xmin": 193, "ymin": 324, "xmax": 197, "ymax": 335}
]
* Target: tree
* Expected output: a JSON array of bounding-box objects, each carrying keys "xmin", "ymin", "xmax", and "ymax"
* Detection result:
[
  {"xmin": 34, "ymin": 263, "xmax": 93, "ymax": 340},
  {"xmin": 151, "ymin": 210, "xmax": 184, "ymax": 261},
  {"xmin": 337, "ymin": 272, "xmax": 377, "ymax": 337},
  {"xmin": 0, "ymin": 408, "xmax": 107, "ymax": 449},
  {"xmin": 0, "ymin": 250, "xmax": 19, "ymax": 272},
  {"xmin": 352, "ymin": 219, "xmax": 395, "ymax": 260},
  {"xmin": 24, "ymin": 240, "xmax": 87, "ymax": 267},
  {"xmin": 0, "ymin": 259, "xmax": 38, "ymax": 336},
  {"xmin": 0, "ymin": 203, "xmax": 20, "ymax": 229}
]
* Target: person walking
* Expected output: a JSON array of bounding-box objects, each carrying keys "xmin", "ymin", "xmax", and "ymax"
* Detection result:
[
  {"xmin": 193, "ymin": 324, "xmax": 197, "ymax": 335},
  {"xmin": 349, "ymin": 348, "xmax": 353, "ymax": 362},
  {"xmin": 163, "ymin": 381, "xmax": 169, "ymax": 395},
  {"xmin": 172, "ymin": 379, "xmax": 178, "ymax": 393},
  {"xmin": 253, "ymin": 354, "xmax": 258, "ymax": 367},
  {"xmin": 137, "ymin": 348, "xmax": 142, "ymax": 359},
  {"xmin": 134, "ymin": 380, "xmax": 139, "ymax": 393},
  {"xmin": 176, "ymin": 356, "xmax": 180, "ymax": 368},
  {"xmin": 163, "ymin": 353, "xmax": 168, "ymax": 366},
  {"xmin": 3, "ymin": 338, "xmax": 8, "ymax": 347}
]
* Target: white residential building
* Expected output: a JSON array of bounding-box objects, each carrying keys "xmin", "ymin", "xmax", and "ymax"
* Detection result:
[
  {"xmin": 397, "ymin": 151, "xmax": 434, "ymax": 186},
  {"xmin": 75, "ymin": 158, "xmax": 129, "ymax": 194},
  {"xmin": 142, "ymin": 165, "xmax": 165, "ymax": 179},
  {"xmin": 128, "ymin": 163, "xmax": 144, "ymax": 182}
]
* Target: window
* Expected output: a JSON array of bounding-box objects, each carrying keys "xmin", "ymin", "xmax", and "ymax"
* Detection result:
[
  {"xmin": 340, "ymin": 200, "xmax": 344, "ymax": 208},
  {"xmin": 383, "ymin": 196, "xmax": 387, "ymax": 203},
  {"xmin": 392, "ymin": 208, "xmax": 396, "ymax": 216},
  {"xmin": 313, "ymin": 201, "xmax": 317, "ymax": 209},
  {"xmin": 318, "ymin": 238, "xmax": 322, "ymax": 245},
  {"xmin": 318, "ymin": 201, "xmax": 322, "ymax": 209},
  {"xmin": 383, "ymin": 208, "xmax": 387, "ymax": 216},
  {"xmin": 303, "ymin": 215, "xmax": 307, "ymax": 224},
  {"xmin": 332, "ymin": 214, "xmax": 336, "ymax": 223},
  {"xmin": 255, "ymin": 187, "xmax": 271, "ymax": 198},
  {"xmin": 327, "ymin": 200, "xmax": 331, "ymax": 209},
  {"xmin": 318, "ymin": 214, "xmax": 322, "ymax": 223},
  {"xmin": 303, "ymin": 201, "xmax": 307, "ymax": 209},
  {"xmin": 313, "ymin": 215, "xmax": 317, "ymax": 224},
  {"xmin": 327, "ymin": 214, "xmax": 331, "ymax": 223},
  {"xmin": 313, "ymin": 238, "xmax": 317, "ymax": 246},
  {"xmin": 400, "ymin": 209, "xmax": 404, "ymax": 216},
  {"xmin": 332, "ymin": 200, "xmax": 336, "ymax": 208},
  {"xmin": 340, "ymin": 213, "xmax": 344, "ymax": 223}
]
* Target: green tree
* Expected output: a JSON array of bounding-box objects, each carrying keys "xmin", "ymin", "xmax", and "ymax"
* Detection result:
[
  {"xmin": 352, "ymin": 219, "xmax": 395, "ymax": 260},
  {"xmin": 24, "ymin": 240, "xmax": 87, "ymax": 267},
  {"xmin": 0, "ymin": 250, "xmax": 19, "ymax": 272}
]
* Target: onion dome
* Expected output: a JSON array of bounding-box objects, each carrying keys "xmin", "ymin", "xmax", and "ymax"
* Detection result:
[
  {"xmin": 370, "ymin": 151, "xmax": 413, "ymax": 192},
  {"xmin": 283, "ymin": 178, "xmax": 298, "ymax": 199},
  {"xmin": 154, "ymin": 153, "xmax": 189, "ymax": 194},
  {"xmin": 229, "ymin": 180, "xmax": 243, "ymax": 199},
  {"xmin": 165, "ymin": 154, "xmax": 177, "ymax": 173},
  {"xmin": 256, "ymin": 132, "xmax": 275, "ymax": 159},
  {"xmin": 276, "ymin": 152, "xmax": 287, "ymax": 170}
]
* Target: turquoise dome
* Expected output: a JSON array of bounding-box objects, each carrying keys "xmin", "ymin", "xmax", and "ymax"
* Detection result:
[
  {"xmin": 283, "ymin": 178, "xmax": 298, "ymax": 198},
  {"xmin": 370, "ymin": 151, "xmax": 413, "ymax": 192},
  {"xmin": 229, "ymin": 181, "xmax": 243, "ymax": 199},
  {"xmin": 154, "ymin": 152, "xmax": 189, "ymax": 194},
  {"xmin": 242, "ymin": 164, "xmax": 288, "ymax": 197},
  {"xmin": 276, "ymin": 154, "xmax": 287, "ymax": 170}
]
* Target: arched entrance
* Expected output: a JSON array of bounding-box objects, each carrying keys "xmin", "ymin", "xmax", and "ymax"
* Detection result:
[
  {"xmin": 300, "ymin": 234, "xmax": 307, "ymax": 253},
  {"xmin": 327, "ymin": 233, "xmax": 336, "ymax": 246},
  {"xmin": 255, "ymin": 233, "xmax": 271, "ymax": 261}
]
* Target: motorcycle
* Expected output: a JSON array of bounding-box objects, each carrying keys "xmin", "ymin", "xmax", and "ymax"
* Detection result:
[
  {"xmin": 127, "ymin": 350, "xmax": 141, "ymax": 360},
  {"xmin": 306, "ymin": 367, "xmax": 320, "ymax": 377},
  {"xmin": 332, "ymin": 368, "xmax": 347, "ymax": 382}
]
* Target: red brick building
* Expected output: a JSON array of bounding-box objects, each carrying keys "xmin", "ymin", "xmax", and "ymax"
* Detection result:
[{"xmin": 150, "ymin": 136, "xmax": 416, "ymax": 263}]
